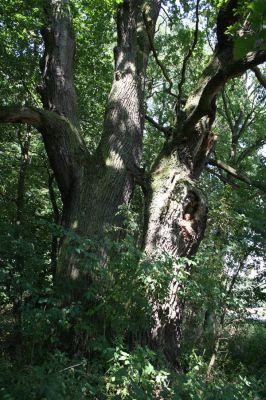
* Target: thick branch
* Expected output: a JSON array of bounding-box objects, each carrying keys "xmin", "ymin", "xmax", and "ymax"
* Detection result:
[
  {"xmin": 251, "ymin": 66, "xmax": 266, "ymax": 89},
  {"xmin": 216, "ymin": 0, "xmax": 238, "ymax": 50},
  {"xmin": 184, "ymin": 50, "xmax": 266, "ymax": 132},
  {"xmin": 0, "ymin": 106, "xmax": 42, "ymax": 127},
  {"xmin": 180, "ymin": 0, "xmax": 266, "ymax": 133},
  {"xmin": 209, "ymin": 158, "xmax": 266, "ymax": 193},
  {"xmin": 0, "ymin": 105, "xmax": 88, "ymax": 202}
]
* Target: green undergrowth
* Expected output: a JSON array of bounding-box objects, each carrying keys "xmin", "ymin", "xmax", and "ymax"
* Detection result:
[
  {"xmin": 1, "ymin": 331, "xmax": 265, "ymax": 400},
  {"xmin": 1, "ymin": 220, "xmax": 265, "ymax": 399}
]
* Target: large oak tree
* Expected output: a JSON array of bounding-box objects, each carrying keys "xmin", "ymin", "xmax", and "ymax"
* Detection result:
[{"xmin": 0, "ymin": 0, "xmax": 265, "ymax": 367}]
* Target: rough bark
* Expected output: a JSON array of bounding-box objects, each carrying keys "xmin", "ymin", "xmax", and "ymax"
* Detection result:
[
  {"xmin": 53, "ymin": 0, "xmax": 162, "ymax": 287},
  {"xmin": 38, "ymin": 0, "xmax": 79, "ymax": 128},
  {"xmin": 0, "ymin": 0, "xmax": 161, "ymax": 291}
]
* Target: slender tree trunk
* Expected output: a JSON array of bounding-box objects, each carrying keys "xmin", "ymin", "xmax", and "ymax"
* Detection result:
[
  {"xmin": 206, "ymin": 257, "xmax": 247, "ymax": 381},
  {"xmin": 13, "ymin": 126, "xmax": 31, "ymax": 352},
  {"xmin": 47, "ymin": 171, "xmax": 61, "ymax": 281}
]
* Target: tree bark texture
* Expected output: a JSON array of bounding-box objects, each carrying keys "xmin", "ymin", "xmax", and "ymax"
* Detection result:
[{"xmin": 39, "ymin": 0, "xmax": 161, "ymax": 289}]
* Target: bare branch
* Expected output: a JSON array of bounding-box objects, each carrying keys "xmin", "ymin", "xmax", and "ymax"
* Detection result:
[
  {"xmin": 143, "ymin": 11, "xmax": 178, "ymax": 98},
  {"xmin": 161, "ymin": 5, "xmax": 173, "ymax": 26},
  {"xmin": 251, "ymin": 66, "xmax": 266, "ymax": 89},
  {"xmin": 237, "ymin": 137, "xmax": 266, "ymax": 163},
  {"xmin": 208, "ymin": 158, "xmax": 266, "ymax": 193},
  {"xmin": 176, "ymin": 0, "xmax": 200, "ymax": 114},
  {"xmin": 145, "ymin": 115, "xmax": 172, "ymax": 135},
  {"xmin": 221, "ymin": 89, "xmax": 234, "ymax": 132}
]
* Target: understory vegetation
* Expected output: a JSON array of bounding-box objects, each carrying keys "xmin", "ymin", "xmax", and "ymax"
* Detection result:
[{"xmin": 1, "ymin": 206, "xmax": 265, "ymax": 399}]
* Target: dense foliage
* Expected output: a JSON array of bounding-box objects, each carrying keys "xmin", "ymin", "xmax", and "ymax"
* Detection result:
[{"xmin": 0, "ymin": 0, "xmax": 265, "ymax": 399}]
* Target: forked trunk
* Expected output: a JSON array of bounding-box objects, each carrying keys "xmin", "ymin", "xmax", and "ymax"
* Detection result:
[{"xmin": 37, "ymin": 0, "xmax": 161, "ymax": 296}]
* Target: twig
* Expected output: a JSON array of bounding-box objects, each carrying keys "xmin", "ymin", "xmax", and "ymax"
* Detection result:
[
  {"xmin": 143, "ymin": 11, "xmax": 178, "ymax": 98},
  {"xmin": 59, "ymin": 362, "xmax": 84, "ymax": 373}
]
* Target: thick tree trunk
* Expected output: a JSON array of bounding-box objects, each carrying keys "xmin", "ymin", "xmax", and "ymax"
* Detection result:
[
  {"xmin": 37, "ymin": 0, "xmax": 161, "ymax": 293},
  {"xmin": 143, "ymin": 136, "xmax": 208, "ymax": 368},
  {"xmin": 140, "ymin": 0, "xmax": 266, "ymax": 365}
]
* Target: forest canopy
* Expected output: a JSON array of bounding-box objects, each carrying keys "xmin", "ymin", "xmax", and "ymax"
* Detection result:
[{"xmin": 0, "ymin": 0, "xmax": 265, "ymax": 399}]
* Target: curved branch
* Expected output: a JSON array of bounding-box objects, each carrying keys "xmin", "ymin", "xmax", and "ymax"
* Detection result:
[
  {"xmin": 184, "ymin": 50, "xmax": 266, "ymax": 132},
  {"xmin": 237, "ymin": 137, "xmax": 266, "ymax": 163},
  {"xmin": 0, "ymin": 106, "xmax": 42, "ymax": 127},
  {"xmin": 0, "ymin": 105, "xmax": 88, "ymax": 202},
  {"xmin": 251, "ymin": 66, "xmax": 266, "ymax": 89}
]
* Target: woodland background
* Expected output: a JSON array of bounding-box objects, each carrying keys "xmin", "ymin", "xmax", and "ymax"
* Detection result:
[{"xmin": 0, "ymin": 0, "xmax": 266, "ymax": 399}]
